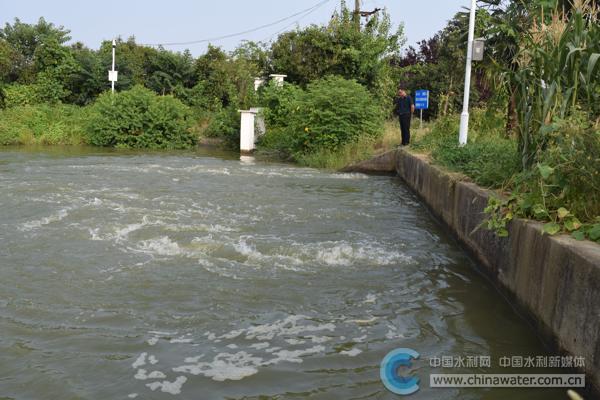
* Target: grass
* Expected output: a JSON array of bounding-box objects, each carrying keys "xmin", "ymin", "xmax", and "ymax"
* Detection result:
[
  {"xmin": 408, "ymin": 111, "xmax": 520, "ymax": 188},
  {"xmin": 296, "ymin": 136, "xmax": 377, "ymax": 169},
  {"xmin": 0, "ymin": 104, "xmax": 90, "ymax": 145},
  {"xmin": 296, "ymin": 119, "xmax": 432, "ymax": 170}
]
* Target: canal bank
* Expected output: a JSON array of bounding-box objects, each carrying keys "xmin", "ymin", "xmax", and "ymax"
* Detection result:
[{"xmin": 343, "ymin": 149, "xmax": 600, "ymax": 394}]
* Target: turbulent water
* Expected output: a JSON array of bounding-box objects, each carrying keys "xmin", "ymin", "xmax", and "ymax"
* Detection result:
[{"xmin": 0, "ymin": 147, "xmax": 568, "ymax": 399}]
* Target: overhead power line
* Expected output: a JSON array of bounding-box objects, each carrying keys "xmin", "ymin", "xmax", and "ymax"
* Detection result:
[
  {"xmin": 139, "ymin": 0, "xmax": 331, "ymax": 47},
  {"xmin": 261, "ymin": 0, "xmax": 332, "ymax": 42}
]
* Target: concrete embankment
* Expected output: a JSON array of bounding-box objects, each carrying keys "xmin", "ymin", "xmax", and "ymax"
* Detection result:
[{"xmin": 343, "ymin": 149, "xmax": 600, "ymax": 393}]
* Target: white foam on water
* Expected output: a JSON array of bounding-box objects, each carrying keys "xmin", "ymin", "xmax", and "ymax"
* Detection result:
[
  {"xmin": 89, "ymin": 228, "xmax": 102, "ymax": 241},
  {"xmin": 346, "ymin": 316, "xmax": 378, "ymax": 326},
  {"xmin": 127, "ymin": 393, "xmax": 138, "ymax": 398},
  {"xmin": 134, "ymin": 369, "xmax": 146, "ymax": 380},
  {"xmin": 243, "ymin": 315, "xmax": 335, "ymax": 341},
  {"xmin": 148, "ymin": 355, "xmax": 158, "ymax": 365},
  {"xmin": 352, "ymin": 335, "xmax": 368, "ymax": 343},
  {"xmin": 173, "ymin": 351, "xmax": 263, "ymax": 381},
  {"xmin": 233, "ymin": 239, "xmax": 261, "ymax": 259},
  {"xmin": 385, "ymin": 325, "xmax": 406, "ymax": 340},
  {"xmin": 315, "ymin": 244, "xmax": 353, "ymax": 266},
  {"xmin": 138, "ymin": 237, "xmax": 183, "ymax": 257},
  {"xmin": 307, "ymin": 335, "xmax": 331, "ymax": 344},
  {"xmin": 172, "ymin": 342, "xmax": 326, "ymax": 383},
  {"xmin": 340, "ymin": 348, "xmax": 363, "ymax": 357},
  {"xmin": 285, "ymin": 338, "xmax": 305, "ymax": 345},
  {"xmin": 149, "ymin": 331, "xmax": 176, "ymax": 336},
  {"xmin": 170, "ymin": 336, "xmax": 193, "ymax": 344},
  {"xmin": 135, "ymin": 369, "xmax": 167, "ymax": 380},
  {"xmin": 147, "ymin": 331, "xmax": 177, "ymax": 346},
  {"xmin": 219, "ymin": 329, "xmax": 244, "ymax": 340},
  {"xmin": 265, "ymin": 347, "xmax": 281, "ymax": 353},
  {"xmin": 184, "ymin": 355, "xmax": 204, "ymax": 363},
  {"xmin": 18, "ymin": 208, "xmax": 70, "ymax": 231},
  {"xmin": 249, "ymin": 342, "xmax": 270, "ymax": 350},
  {"xmin": 314, "ymin": 241, "xmax": 413, "ymax": 267},
  {"xmin": 146, "ymin": 376, "xmax": 187, "ymax": 395},
  {"xmin": 327, "ymin": 172, "xmax": 369, "ymax": 180},
  {"xmin": 132, "ymin": 353, "xmax": 147, "ymax": 368},
  {"xmin": 263, "ymin": 345, "xmax": 325, "ymax": 365},
  {"xmin": 207, "ymin": 224, "xmax": 237, "ymax": 233},
  {"xmin": 116, "ymin": 221, "xmax": 146, "ymax": 241},
  {"xmin": 363, "ymin": 293, "xmax": 377, "ymax": 304},
  {"xmin": 231, "ymin": 237, "xmax": 305, "ymax": 269}
]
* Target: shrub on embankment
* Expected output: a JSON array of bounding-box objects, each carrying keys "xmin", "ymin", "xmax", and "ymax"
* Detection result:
[
  {"xmin": 87, "ymin": 85, "xmax": 196, "ymax": 149},
  {"xmin": 0, "ymin": 86, "xmax": 199, "ymax": 148},
  {"xmin": 0, "ymin": 103, "xmax": 90, "ymax": 145},
  {"xmin": 412, "ymin": 110, "xmax": 521, "ymax": 188},
  {"xmin": 257, "ymin": 76, "xmax": 384, "ymax": 163},
  {"xmin": 411, "ymin": 109, "xmax": 600, "ymax": 243}
]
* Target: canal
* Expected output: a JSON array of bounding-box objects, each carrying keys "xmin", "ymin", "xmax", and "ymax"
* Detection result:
[{"xmin": 0, "ymin": 147, "xmax": 568, "ymax": 399}]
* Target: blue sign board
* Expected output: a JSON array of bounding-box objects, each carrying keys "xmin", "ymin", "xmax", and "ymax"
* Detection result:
[{"xmin": 414, "ymin": 89, "xmax": 429, "ymax": 110}]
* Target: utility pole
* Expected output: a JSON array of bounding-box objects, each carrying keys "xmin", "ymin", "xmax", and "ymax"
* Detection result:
[
  {"xmin": 459, "ymin": 0, "xmax": 476, "ymax": 146},
  {"xmin": 111, "ymin": 40, "xmax": 116, "ymax": 94},
  {"xmin": 354, "ymin": 0, "xmax": 360, "ymax": 30}
]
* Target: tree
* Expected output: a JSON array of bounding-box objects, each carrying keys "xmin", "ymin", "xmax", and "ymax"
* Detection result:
[
  {"xmin": 0, "ymin": 17, "xmax": 71, "ymax": 83},
  {"xmin": 67, "ymin": 43, "xmax": 105, "ymax": 105},
  {"xmin": 269, "ymin": 3, "xmax": 404, "ymax": 91},
  {"xmin": 0, "ymin": 39, "xmax": 18, "ymax": 84},
  {"xmin": 145, "ymin": 47, "xmax": 195, "ymax": 95}
]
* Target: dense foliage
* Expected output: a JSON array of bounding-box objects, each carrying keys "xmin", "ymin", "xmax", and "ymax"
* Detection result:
[
  {"xmin": 0, "ymin": 103, "xmax": 89, "ymax": 145},
  {"xmin": 397, "ymin": 0, "xmax": 600, "ymax": 243},
  {"xmin": 412, "ymin": 110, "xmax": 520, "ymax": 187},
  {"xmin": 258, "ymin": 76, "xmax": 383, "ymax": 159},
  {"xmin": 0, "ymin": 3, "xmax": 400, "ymax": 149},
  {"xmin": 87, "ymin": 86, "xmax": 195, "ymax": 149}
]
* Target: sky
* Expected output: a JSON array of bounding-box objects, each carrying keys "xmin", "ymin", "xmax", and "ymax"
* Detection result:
[{"xmin": 0, "ymin": 0, "xmax": 472, "ymax": 56}]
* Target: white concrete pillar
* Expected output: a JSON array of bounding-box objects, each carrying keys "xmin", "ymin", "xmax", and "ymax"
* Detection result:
[
  {"xmin": 238, "ymin": 109, "xmax": 257, "ymax": 152},
  {"xmin": 269, "ymin": 74, "xmax": 287, "ymax": 87},
  {"xmin": 254, "ymin": 78, "xmax": 265, "ymax": 91}
]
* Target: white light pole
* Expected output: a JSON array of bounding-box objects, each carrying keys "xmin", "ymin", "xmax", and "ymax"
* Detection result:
[
  {"xmin": 459, "ymin": 0, "xmax": 477, "ymax": 146},
  {"xmin": 108, "ymin": 40, "xmax": 118, "ymax": 94}
]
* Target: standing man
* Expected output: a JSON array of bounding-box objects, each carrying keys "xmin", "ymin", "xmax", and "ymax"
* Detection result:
[{"xmin": 394, "ymin": 88, "xmax": 415, "ymax": 146}]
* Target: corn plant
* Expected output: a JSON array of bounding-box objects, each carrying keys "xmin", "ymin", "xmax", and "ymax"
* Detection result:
[{"xmin": 510, "ymin": 0, "xmax": 600, "ymax": 169}]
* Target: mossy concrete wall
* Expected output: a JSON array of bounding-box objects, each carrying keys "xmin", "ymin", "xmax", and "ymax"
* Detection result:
[{"xmin": 345, "ymin": 149, "xmax": 600, "ymax": 392}]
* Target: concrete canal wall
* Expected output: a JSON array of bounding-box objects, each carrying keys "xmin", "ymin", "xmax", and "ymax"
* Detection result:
[{"xmin": 343, "ymin": 149, "xmax": 600, "ymax": 393}]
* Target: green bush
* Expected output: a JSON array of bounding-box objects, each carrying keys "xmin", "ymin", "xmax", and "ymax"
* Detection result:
[
  {"xmin": 86, "ymin": 85, "xmax": 196, "ymax": 149},
  {"xmin": 2, "ymin": 74, "xmax": 70, "ymax": 108},
  {"xmin": 2, "ymin": 84, "xmax": 41, "ymax": 107},
  {"xmin": 513, "ymin": 115, "xmax": 600, "ymax": 220},
  {"xmin": 173, "ymin": 83, "xmax": 210, "ymax": 110},
  {"xmin": 259, "ymin": 76, "xmax": 384, "ymax": 158},
  {"xmin": 0, "ymin": 104, "xmax": 89, "ymax": 145},
  {"xmin": 203, "ymin": 104, "xmax": 240, "ymax": 147},
  {"xmin": 260, "ymin": 82, "xmax": 304, "ymax": 128}
]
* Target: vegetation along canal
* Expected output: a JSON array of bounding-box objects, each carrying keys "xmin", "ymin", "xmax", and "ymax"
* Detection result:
[{"xmin": 0, "ymin": 147, "xmax": 572, "ymax": 399}]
